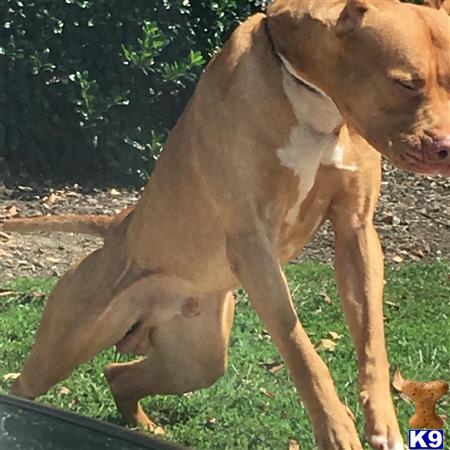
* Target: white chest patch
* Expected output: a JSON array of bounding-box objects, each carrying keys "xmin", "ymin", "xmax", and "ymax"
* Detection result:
[
  {"xmin": 277, "ymin": 67, "xmax": 355, "ymax": 226},
  {"xmin": 277, "ymin": 127, "xmax": 336, "ymax": 225},
  {"xmin": 321, "ymin": 143, "xmax": 359, "ymax": 172}
]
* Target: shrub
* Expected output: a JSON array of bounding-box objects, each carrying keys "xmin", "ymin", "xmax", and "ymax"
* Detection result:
[
  {"xmin": 0, "ymin": 0, "xmax": 422, "ymax": 184},
  {"xmin": 0, "ymin": 0, "xmax": 268, "ymax": 184}
]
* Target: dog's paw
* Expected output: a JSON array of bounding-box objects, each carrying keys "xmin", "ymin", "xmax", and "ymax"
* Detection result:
[
  {"xmin": 313, "ymin": 408, "xmax": 363, "ymax": 450},
  {"xmin": 365, "ymin": 416, "xmax": 404, "ymax": 450},
  {"xmin": 368, "ymin": 434, "xmax": 405, "ymax": 450},
  {"xmin": 135, "ymin": 413, "xmax": 165, "ymax": 436},
  {"xmin": 361, "ymin": 391, "xmax": 403, "ymax": 450}
]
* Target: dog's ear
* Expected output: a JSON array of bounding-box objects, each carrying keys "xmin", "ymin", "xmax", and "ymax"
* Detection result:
[
  {"xmin": 422, "ymin": 0, "xmax": 450, "ymax": 14},
  {"xmin": 444, "ymin": 0, "xmax": 450, "ymax": 13},
  {"xmin": 423, "ymin": 0, "xmax": 444, "ymax": 9},
  {"xmin": 335, "ymin": 0, "xmax": 370, "ymax": 36}
]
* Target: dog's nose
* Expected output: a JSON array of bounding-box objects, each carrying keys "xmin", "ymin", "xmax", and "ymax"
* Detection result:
[{"xmin": 425, "ymin": 135, "xmax": 450, "ymax": 163}]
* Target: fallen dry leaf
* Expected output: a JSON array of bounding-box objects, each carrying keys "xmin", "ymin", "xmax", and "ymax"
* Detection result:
[
  {"xmin": 65, "ymin": 191, "xmax": 79, "ymax": 198},
  {"xmin": 316, "ymin": 338, "xmax": 337, "ymax": 352},
  {"xmin": 392, "ymin": 255, "xmax": 404, "ymax": 263},
  {"xmin": 206, "ymin": 417, "xmax": 217, "ymax": 428},
  {"xmin": 3, "ymin": 372, "xmax": 20, "ymax": 382},
  {"xmin": 59, "ymin": 386, "xmax": 71, "ymax": 396},
  {"xmin": 392, "ymin": 370, "xmax": 412, "ymax": 404},
  {"xmin": 0, "ymin": 289, "xmax": 18, "ymax": 297},
  {"xmin": 289, "ymin": 438, "xmax": 300, "ymax": 450},
  {"xmin": 384, "ymin": 300, "xmax": 399, "ymax": 308},
  {"xmin": 0, "ymin": 249, "xmax": 14, "ymax": 258},
  {"xmin": 392, "ymin": 370, "xmax": 405, "ymax": 392},
  {"xmin": 260, "ymin": 361, "xmax": 285, "ymax": 374},
  {"xmin": 328, "ymin": 331, "xmax": 342, "ymax": 340},
  {"xmin": 46, "ymin": 257, "xmax": 60, "ymax": 263},
  {"xmin": 153, "ymin": 426, "xmax": 165, "ymax": 436},
  {"xmin": 260, "ymin": 388, "xmax": 276, "ymax": 399},
  {"xmin": 320, "ymin": 291, "xmax": 332, "ymax": 304},
  {"xmin": 44, "ymin": 193, "xmax": 60, "ymax": 205},
  {"xmin": 5, "ymin": 204, "xmax": 19, "ymax": 218}
]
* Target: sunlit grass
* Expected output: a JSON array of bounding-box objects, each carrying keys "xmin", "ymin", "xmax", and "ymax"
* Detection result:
[{"xmin": 1, "ymin": 261, "xmax": 449, "ymax": 449}]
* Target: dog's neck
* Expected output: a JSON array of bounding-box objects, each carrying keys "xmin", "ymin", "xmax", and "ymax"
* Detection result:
[
  {"xmin": 264, "ymin": 19, "xmax": 327, "ymax": 98},
  {"xmin": 264, "ymin": 1, "xmax": 349, "ymax": 108},
  {"xmin": 276, "ymin": 53, "xmax": 329, "ymax": 99},
  {"xmin": 265, "ymin": 19, "xmax": 343, "ymax": 134},
  {"xmin": 265, "ymin": 19, "xmax": 343, "ymax": 136}
]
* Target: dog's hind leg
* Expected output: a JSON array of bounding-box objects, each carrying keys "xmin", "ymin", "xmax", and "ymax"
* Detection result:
[
  {"xmin": 104, "ymin": 291, "xmax": 235, "ymax": 431},
  {"xmin": 10, "ymin": 248, "xmax": 200, "ymax": 401}
]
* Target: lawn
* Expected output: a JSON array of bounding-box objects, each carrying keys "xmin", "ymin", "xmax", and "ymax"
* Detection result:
[{"xmin": 1, "ymin": 261, "xmax": 449, "ymax": 449}]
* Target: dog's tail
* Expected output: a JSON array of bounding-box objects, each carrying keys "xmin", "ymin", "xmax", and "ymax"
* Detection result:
[{"xmin": 0, "ymin": 214, "xmax": 113, "ymax": 237}]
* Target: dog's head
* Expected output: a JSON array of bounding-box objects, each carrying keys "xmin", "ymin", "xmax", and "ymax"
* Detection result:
[{"xmin": 268, "ymin": 0, "xmax": 450, "ymax": 175}]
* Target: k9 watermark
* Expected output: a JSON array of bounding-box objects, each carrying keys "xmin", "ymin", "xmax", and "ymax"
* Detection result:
[{"xmin": 408, "ymin": 429, "xmax": 444, "ymax": 450}]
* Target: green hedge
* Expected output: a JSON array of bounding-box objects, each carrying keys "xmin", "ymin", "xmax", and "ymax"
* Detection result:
[
  {"xmin": 1, "ymin": 0, "xmax": 268, "ymax": 184},
  {"xmin": 0, "ymin": 0, "xmax": 421, "ymax": 184}
]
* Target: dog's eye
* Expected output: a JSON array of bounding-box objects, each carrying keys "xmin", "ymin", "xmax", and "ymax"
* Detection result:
[
  {"xmin": 391, "ymin": 76, "xmax": 424, "ymax": 93},
  {"xmin": 395, "ymin": 78, "xmax": 416, "ymax": 91}
]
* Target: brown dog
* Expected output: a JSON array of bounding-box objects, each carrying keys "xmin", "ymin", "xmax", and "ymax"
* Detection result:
[{"xmin": 4, "ymin": 1, "xmax": 450, "ymax": 449}]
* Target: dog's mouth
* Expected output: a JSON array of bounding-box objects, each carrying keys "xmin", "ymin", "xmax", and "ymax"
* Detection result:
[
  {"xmin": 392, "ymin": 152, "xmax": 450, "ymax": 176},
  {"xmin": 362, "ymin": 129, "xmax": 450, "ymax": 176},
  {"xmin": 386, "ymin": 133, "xmax": 450, "ymax": 176}
]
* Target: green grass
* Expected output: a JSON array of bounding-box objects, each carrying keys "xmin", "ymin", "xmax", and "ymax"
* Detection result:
[{"xmin": 1, "ymin": 261, "xmax": 449, "ymax": 449}]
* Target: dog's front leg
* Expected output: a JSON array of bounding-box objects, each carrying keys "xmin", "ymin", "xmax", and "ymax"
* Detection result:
[
  {"xmin": 332, "ymin": 215, "xmax": 403, "ymax": 450},
  {"xmin": 226, "ymin": 231, "xmax": 362, "ymax": 450}
]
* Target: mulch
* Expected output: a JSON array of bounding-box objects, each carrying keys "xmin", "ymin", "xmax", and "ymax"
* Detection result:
[{"xmin": 1, "ymin": 160, "xmax": 449, "ymax": 282}]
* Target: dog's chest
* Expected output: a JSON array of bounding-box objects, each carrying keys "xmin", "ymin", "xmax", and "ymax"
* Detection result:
[
  {"xmin": 276, "ymin": 165, "xmax": 336, "ymax": 264},
  {"xmin": 276, "ymin": 128, "xmax": 340, "ymax": 226},
  {"xmin": 275, "ymin": 69, "xmax": 357, "ymax": 228}
]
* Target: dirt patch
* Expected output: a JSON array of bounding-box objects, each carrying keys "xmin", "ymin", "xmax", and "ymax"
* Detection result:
[
  {"xmin": 1, "ymin": 161, "xmax": 449, "ymax": 282},
  {"xmin": 300, "ymin": 161, "xmax": 450, "ymax": 265},
  {"xmin": 0, "ymin": 186, "xmax": 140, "ymax": 281}
]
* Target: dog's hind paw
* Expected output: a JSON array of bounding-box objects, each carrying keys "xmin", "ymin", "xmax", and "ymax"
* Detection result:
[{"xmin": 140, "ymin": 419, "xmax": 165, "ymax": 436}]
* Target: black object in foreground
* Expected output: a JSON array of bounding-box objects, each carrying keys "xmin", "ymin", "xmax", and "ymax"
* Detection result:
[{"xmin": 0, "ymin": 394, "xmax": 185, "ymax": 450}]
